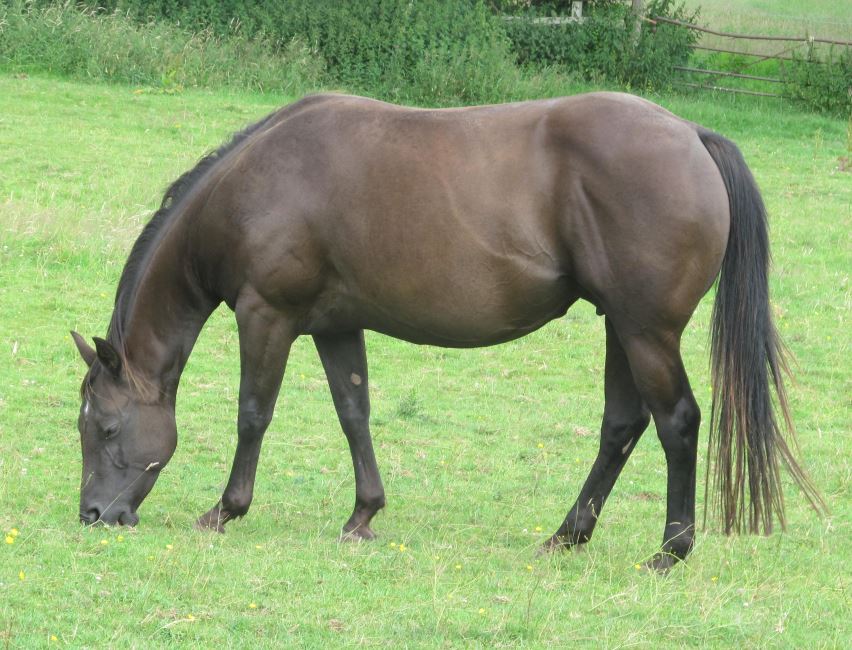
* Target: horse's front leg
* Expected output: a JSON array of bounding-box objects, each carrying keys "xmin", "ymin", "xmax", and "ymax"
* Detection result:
[
  {"xmin": 196, "ymin": 288, "xmax": 294, "ymax": 532},
  {"xmin": 314, "ymin": 330, "xmax": 385, "ymax": 540}
]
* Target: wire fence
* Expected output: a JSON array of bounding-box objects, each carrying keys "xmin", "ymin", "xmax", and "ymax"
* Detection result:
[{"xmin": 647, "ymin": 15, "xmax": 851, "ymax": 98}]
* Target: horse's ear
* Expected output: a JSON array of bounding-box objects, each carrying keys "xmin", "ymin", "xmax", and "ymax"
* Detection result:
[
  {"xmin": 92, "ymin": 337, "xmax": 122, "ymax": 378},
  {"xmin": 71, "ymin": 331, "xmax": 96, "ymax": 367}
]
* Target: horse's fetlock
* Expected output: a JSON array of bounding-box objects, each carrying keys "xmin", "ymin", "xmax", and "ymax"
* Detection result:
[
  {"xmin": 222, "ymin": 492, "xmax": 252, "ymax": 518},
  {"xmin": 662, "ymin": 523, "xmax": 695, "ymax": 559},
  {"xmin": 357, "ymin": 492, "xmax": 385, "ymax": 514}
]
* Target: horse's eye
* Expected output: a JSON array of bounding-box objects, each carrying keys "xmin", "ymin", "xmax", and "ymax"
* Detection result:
[{"xmin": 103, "ymin": 423, "xmax": 120, "ymax": 440}]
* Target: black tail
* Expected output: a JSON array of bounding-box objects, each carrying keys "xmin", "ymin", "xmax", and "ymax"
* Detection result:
[{"xmin": 698, "ymin": 128, "xmax": 826, "ymax": 535}]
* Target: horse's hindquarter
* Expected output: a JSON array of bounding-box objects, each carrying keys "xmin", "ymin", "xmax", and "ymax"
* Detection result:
[{"xmin": 544, "ymin": 93, "xmax": 730, "ymax": 333}]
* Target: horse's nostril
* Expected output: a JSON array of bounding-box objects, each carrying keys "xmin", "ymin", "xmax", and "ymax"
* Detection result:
[
  {"xmin": 118, "ymin": 511, "xmax": 139, "ymax": 527},
  {"xmin": 80, "ymin": 508, "xmax": 100, "ymax": 525}
]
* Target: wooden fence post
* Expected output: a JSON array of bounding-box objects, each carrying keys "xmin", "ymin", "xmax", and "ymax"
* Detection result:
[
  {"xmin": 571, "ymin": 2, "xmax": 583, "ymax": 21},
  {"xmin": 632, "ymin": 0, "xmax": 644, "ymax": 43}
]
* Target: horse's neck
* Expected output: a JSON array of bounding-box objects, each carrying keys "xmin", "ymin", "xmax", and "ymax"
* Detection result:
[{"xmin": 122, "ymin": 218, "xmax": 217, "ymax": 401}]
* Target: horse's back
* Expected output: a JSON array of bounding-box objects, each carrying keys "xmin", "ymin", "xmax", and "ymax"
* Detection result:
[{"xmin": 207, "ymin": 93, "xmax": 729, "ymax": 342}]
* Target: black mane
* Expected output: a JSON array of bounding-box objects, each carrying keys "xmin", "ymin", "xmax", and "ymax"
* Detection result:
[{"xmin": 106, "ymin": 110, "xmax": 279, "ymax": 351}]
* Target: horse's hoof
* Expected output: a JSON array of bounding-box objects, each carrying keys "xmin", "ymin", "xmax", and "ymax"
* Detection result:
[
  {"xmin": 644, "ymin": 552, "xmax": 681, "ymax": 573},
  {"xmin": 195, "ymin": 509, "xmax": 226, "ymax": 533},
  {"xmin": 538, "ymin": 534, "xmax": 574, "ymax": 555},
  {"xmin": 339, "ymin": 525, "xmax": 376, "ymax": 542}
]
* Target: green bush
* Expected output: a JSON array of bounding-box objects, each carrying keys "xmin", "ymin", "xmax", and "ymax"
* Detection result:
[
  {"xmin": 17, "ymin": 0, "xmax": 528, "ymax": 105},
  {"xmin": 504, "ymin": 0, "xmax": 699, "ymax": 89},
  {"xmin": 783, "ymin": 46, "xmax": 852, "ymax": 117},
  {"xmin": 0, "ymin": 2, "xmax": 324, "ymax": 94},
  {"xmin": 130, "ymin": 0, "xmax": 519, "ymax": 105}
]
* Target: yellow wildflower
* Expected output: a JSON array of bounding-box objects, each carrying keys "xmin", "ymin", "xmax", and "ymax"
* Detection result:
[
  {"xmin": 18, "ymin": 570, "xmax": 25, "ymax": 581},
  {"xmin": 526, "ymin": 565, "xmax": 533, "ymax": 571},
  {"xmin": 454, "ymin": 564, "xmax": 462, "ymax": 570},
  {"xmin": 634, "ymin": 564, "xmax": 642, "ymax": 570},
  {"xmin": 187, "ymin": 614, "xmax": 195, "ymax": 621},
  {"xmin": 50, "ymin": 636, "xmax": 58, "ymax": 642},
  {"xmin": 9, "ymin": 529, "xmax": 19, "ymax": 537},
  {"xmin": 116, "ymin": 535, "xmax": 124, "ymax": 542},
  {"xmin": 100, "ymin": 539, "xmax": 109, "ymax": 546},
  {"xmin": 5, "ymin": 536, "xmax": 13, "ymax": 545},
  {"xmin": 398, "ymin": 544, "xmax": 407, "ymax": 552},
  {"xmin": 166, "ymin": 544, "xmax": 173, "ymax": 550},
  {"xmin": 249, "ymin": 603, "xmax": 257, "ymax": 609}
]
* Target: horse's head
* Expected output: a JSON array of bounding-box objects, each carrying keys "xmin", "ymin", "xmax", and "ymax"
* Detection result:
[{"xmin": 71, "ymin": 332, "xmax": 176, "ymax": 526}]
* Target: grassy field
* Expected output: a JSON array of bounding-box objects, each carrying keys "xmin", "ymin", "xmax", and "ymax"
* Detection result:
[
  {"xmin": 1, "ymin": 73, "xmax": 849, "ymax": 647},
  {"xmin": 680, "ymin": 0, "xmax": 852, "ymax": 40}
]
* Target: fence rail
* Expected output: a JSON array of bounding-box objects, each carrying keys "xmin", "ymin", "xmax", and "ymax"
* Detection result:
[
  {"xmin": 672, "ymin": 66, "xmax": 784, "ymax": 83},
  {"xmin": 672, "ymin": 82, "xmax": 782, "ymax": 98},
  {"xmin": 650, "ymin": 15, "xmax": 852, "ymax": 47},
  {"xmin": 691, "ymin": 44, "xmax": 821, "ymax": 64}
]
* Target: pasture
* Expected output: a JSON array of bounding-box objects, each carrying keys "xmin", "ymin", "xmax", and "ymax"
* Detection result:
[
  {"xmin": 0, "ymin": 73, "xmax": 849, "ymax": 647},
  {"xmin": 679, "ymin": 0, "xmax": 852, "ymax": 41}
]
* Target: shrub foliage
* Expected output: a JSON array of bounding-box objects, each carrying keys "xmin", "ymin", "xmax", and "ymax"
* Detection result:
[
  {"xmin": 0, "ymin": 1, "xmax": 323, "ymax": 94},
  {"xmin": 2, "ymin": 1, "xmax": 849, "ymax": 114},
  {"xmin": 504, "ymin": 0, "xmax": 700, "ymax": 89},
  {"xmin": 782, "ymin": 46, "xmax": 852, "ymax": 117}
]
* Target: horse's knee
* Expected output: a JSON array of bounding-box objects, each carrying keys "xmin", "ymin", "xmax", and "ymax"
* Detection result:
[
  {"xmin": 238, "ymin": 402, "xmax": 273, "ymax": 441},
  {"xmin": 600, "ymin": 407, "xmax": 651, "ymax": 454},
  {"xmin": 337, "ymin": 395, "xmax": 369, "ymax": 430}
]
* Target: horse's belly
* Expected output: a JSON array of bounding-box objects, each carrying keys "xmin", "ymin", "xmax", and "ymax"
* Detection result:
[{"xmin": 305, "ymin": 269, "xmax": 576, "ymax": 347}]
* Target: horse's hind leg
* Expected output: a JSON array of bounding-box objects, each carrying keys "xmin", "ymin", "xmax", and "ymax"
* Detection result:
[
  {"xmin": 314, "ymin": 330, "xmax": 386, "ymax": 540},
  {"xmin": 619, "ymin": 328, "xmax": 701, "ymax": 571},
  {"xmin": 544, "ymin": 318, "xmax": 651, "ymax": 550}
]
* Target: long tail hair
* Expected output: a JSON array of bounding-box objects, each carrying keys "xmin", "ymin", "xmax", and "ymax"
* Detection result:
[{"xmin": 698, "ymin": 128, "xmax": 826, "ymax": 534}]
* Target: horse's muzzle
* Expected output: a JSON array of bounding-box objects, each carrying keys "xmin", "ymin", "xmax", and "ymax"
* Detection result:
[{"xmin": 79, "ymin": 507, "xmax": 139, "ymax": 527}]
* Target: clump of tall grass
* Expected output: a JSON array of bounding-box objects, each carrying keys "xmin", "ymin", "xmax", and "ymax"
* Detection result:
[
  {"xmin": 0, "ymin": 0, "xmax": 591, "ymax": 106},
  {"xmin": 0, "ymin": 1, "xmax": 324, "ymax": 94}
]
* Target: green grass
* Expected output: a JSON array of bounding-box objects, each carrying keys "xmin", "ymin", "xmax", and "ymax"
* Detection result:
[
  {"xmin": 0, "ymin": 74, "xmax": 849, "ymax": 647},
  {"xmin": 679, "ymin": 0, "xmax": 852, "ymax": 40}
]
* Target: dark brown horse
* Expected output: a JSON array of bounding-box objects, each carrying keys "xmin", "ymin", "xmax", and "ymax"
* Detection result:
[{"xmin": 72, "ymin": 92, "xmax": 823, "ymax": 570}]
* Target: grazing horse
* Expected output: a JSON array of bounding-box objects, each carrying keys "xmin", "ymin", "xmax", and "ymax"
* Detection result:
[{"xmin": 72, "ymin": 92, "xmax": 822, "ymax": 570}]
